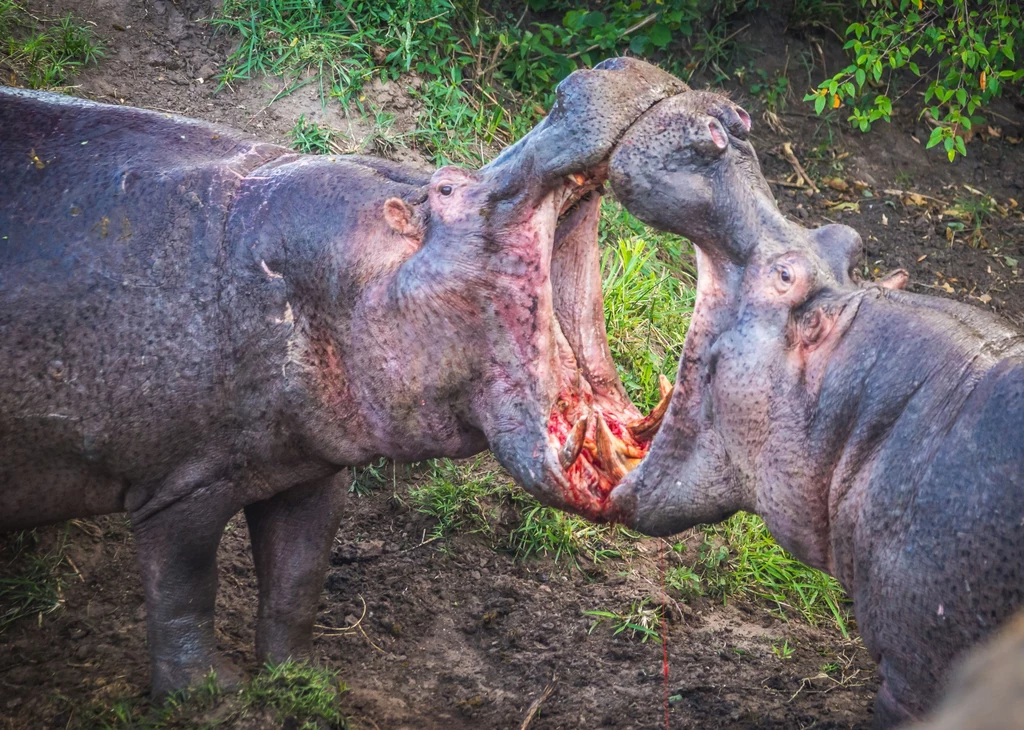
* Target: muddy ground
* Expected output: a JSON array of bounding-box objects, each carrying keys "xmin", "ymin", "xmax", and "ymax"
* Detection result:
[{"xmin": 2, "ymin": 1, "xmax": 1023, "ymax": 729}]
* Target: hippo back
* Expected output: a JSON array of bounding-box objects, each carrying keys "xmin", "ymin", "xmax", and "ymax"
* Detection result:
[{"xmin": 0, "ymin": 89, "xmax": 290, "ymax": 526}]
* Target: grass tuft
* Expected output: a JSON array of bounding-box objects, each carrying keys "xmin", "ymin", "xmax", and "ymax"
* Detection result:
[
  {"xmin": 289, "ymin": 114, "xmax": 344, "ymax": 154},
  {"xmin": 242, "ymin": 660, "xmax": 349, "ymax": 730},
  {"xmin": 585, "ymin": 599, "xmax": 663, "ymax": 643},
  {"xmin": 670, "ymin": 513, "xmax": 851, "ymax": 635},
  {"xmin": 408, "ymin": 458, "xmax": 505, "ymax": 540},
  {"xmin": 0, "ymin": 1, "xmax": 103, "ymax": 89},
  {"xmin": 0, "ymin": 528, "xmax": 68, "ymax": 633},
  {"xmin": 509, "ymin": 503, "xmax": 623, "ymax": 566}
]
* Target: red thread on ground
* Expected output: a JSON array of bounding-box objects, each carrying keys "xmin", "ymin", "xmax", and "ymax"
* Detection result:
[{"xmin": 661, "ymin": 548, "xmax": 670, "ymax": 729}]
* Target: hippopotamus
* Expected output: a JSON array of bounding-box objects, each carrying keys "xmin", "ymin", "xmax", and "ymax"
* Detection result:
[
  {"xmin": 910, "ymin": 609, "xmax": 1024, "ymax": 730},
  {"xmin": 0, "ymin": 58, "xmax": 689, "ymax": 695},
  {"xmin": 588, "ymin": 90, "xmax": 1024, "ymax": 726}
]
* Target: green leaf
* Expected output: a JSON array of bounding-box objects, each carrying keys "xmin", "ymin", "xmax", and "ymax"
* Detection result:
[
  {"xmin": 855, "ymin": 67, "xmax": 866, "ymax": 87},
  {"xmin": 954, "ymin": 136, "xmax": 967, "ymax": 156},
  {"xmin": 648, "ymin": 23, "xmax": 672, "ymax": 49},
  {"xmin": 926, "ymin": 126, "xmax": 944, "ymax": 149},
  {"xmin": 629, "ymin": 35, "xmax": 648, "ymax": 54},
  {"xmin": 955, "ymin": 88, "xmax": 967, "ymax": 106},
  {"xmin": 909, "ymin": 61, "xmax": 920, "ymax": 75},
  {"xmin": 815, "ymin": 94, "xmax": 826, "ymax": 114}
]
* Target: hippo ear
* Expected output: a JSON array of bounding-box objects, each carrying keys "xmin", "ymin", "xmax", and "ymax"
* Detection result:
[
  {"xmin": 875, "ymin": 268, "xmax": 909, "ymax": 290},
  {"xmin": 383, "ymin": 197, "xmax": 424, "ymax": 241},
  {"xmin": 810, "ymin": 224, "xmax": 862, "ymax": 283},
  {"xmin": 794, "ymin": 305, "xmax": 840, "ymax": 351}
]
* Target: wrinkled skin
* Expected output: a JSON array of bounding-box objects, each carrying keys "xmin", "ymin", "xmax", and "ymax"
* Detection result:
[
  {"xmin": 0, "ymin": 57, "xmax": 686, "ymax": 695},
  {"xmin": 908, "ymin": 610, "xmax": 1024, "ymax": 730},
  {"xmin": 604, "ymin": 91, "xmax": 1024, "ymax": 726}
]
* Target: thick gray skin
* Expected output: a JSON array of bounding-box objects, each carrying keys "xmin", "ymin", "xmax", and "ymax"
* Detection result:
[
  {"xmin": 0, "ymin": 57, "xmax": 685, "ymax": 695},
  {"xmin": 908, "ymin": 610, "xmax": 1024, "ymax": 730},
  {"xmin": 606, "ymin": 92, "xmax": 1024, "ymax": 727}
]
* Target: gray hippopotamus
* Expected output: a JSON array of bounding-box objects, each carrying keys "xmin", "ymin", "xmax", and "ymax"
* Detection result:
[
  {"xmin": 909, "ymin": 609, "xmax": 1024, "ymax": 730},
  {"xmin": 598, "ymin": 91, "xmax": 1024, "ymax": 726},
  {"xmin": 0, "ymin": 58, "xmax": 689, "ymax": 694}
]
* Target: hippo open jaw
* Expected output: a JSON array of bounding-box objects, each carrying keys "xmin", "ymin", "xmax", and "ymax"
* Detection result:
[{"xmin": 543, "ymin": 174, "xmax": 674, "ymax": 522}]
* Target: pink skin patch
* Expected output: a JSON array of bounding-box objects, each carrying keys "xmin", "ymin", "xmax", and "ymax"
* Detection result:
[
  {"xmin": 709, "ymin": 121, "xmax": 728, "ymax": 150},
  {"xmin": 736, "ymin": 107, "xmax": 752, "ymax": 132}
]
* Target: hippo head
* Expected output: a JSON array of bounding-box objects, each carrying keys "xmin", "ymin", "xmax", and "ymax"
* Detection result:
[
  {"xmin": 587, "ymin": 90, "xmax": 908, "ymax": 533},
  {"xmin": 355, "ymin": 58, "xmax": 688, "ymax": 515}
]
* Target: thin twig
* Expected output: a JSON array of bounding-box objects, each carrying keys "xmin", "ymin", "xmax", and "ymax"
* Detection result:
[
  {"xmin": 781, "ymin": 142, "xmax": 819, "ymax": 194},
  {"xmin": 519, "ymin": 678, "xmax": 556, "ymax": 730},
  {"xmin": 314, "ymin": 594, "xmax": 368, "ymax": 636},
  {"xmin": 766, "ymin": 178, "xmax": 809, "ymax": 189}
]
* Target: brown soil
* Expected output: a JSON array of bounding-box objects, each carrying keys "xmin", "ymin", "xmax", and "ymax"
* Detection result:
[{"xmin": 2, "ymin": 2, "xmax": 1022, "ymax": 729}]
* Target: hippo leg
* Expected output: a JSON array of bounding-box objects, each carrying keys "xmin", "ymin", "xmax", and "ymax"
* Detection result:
[
  {"xmin": 873, "ymin": 661, "xmax": 919, "ymax": 729},
  {"xmin": 131, "ymin": 483, "xmax": 243, "ymax": 696},
  {"xmin": 244, "ymin": 472, "xmax": 349, "ymax": 664}
]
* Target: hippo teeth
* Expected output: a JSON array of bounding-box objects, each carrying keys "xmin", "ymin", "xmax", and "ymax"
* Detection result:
[
  {"xmin": 559, "ymin": 408, "xmax": 592, "ymax": 469},
  {"xmin": 595, "ymin": 413, "xmax": 631, "ymax": 481},
  {"xmin": 627, "ymin": 374, "xmax": 674, "ymax": 441}
]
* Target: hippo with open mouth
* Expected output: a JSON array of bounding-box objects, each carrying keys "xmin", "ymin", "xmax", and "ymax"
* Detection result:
[
  {"xmin": 0, "ymin": 58, "xmax": 698, "ymax": 694},
  {"xmin": 592, "ymin": 90, "xmax": 1024, "ymax": 727}
]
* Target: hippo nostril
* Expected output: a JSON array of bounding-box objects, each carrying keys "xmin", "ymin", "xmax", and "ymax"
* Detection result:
[{"xmin": 708, "ymin": 121, "xmax": 728, "ymax": 150}]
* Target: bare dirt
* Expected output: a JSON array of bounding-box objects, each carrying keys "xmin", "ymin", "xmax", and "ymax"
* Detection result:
[{"xmin": 2, "ymin": 2, "xmax": 1022, "ymax": 729}]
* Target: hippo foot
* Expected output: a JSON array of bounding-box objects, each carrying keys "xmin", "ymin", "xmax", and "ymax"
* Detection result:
[
  {"xmin": 872, "ymin": 682, "xmax": 917, "ymax": 730},
  {"xmin": 150, "ymin": 654, "xmax": 245, "ymax": 699}
]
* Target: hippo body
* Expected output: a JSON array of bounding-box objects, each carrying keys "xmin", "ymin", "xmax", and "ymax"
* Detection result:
[
  {"xmin": 0, "ymin": 60, "xmax": 687, "ymax": 694},
  {"xmin": 603, "ymin": 91, "xmax": 1024, "ymax": 726},
  {"xmin": 910, "ymin": 610, "xmax": 1024, "ymax": 730}
]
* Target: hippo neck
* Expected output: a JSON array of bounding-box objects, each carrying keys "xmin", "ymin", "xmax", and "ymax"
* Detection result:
[{"xmin": 818, "ymin": 290, "xmax": 1024, "ymax": 584}]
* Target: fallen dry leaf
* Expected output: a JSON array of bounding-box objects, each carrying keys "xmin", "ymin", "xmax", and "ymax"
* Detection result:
[
  {"xmin": 905, "ymin": 193, "xmax": 929, "ymax": 207},
  {"xmin": 941, "ymin": 282, "xmax": 955, "ymax": 294},
  {"xmin": 824, "ymin": 177, "xmax": 850, "ymax": 192},
  {"xmin": 881, "ymin": 213, "xmax": 888, "ymax": 226},
  {"xmin": 917, "ymin": 254, "xmax": 928, "ymax": 263},
  {"xmin": 979, "ymin": 293, "xmax": 992, "ymax": 304}
]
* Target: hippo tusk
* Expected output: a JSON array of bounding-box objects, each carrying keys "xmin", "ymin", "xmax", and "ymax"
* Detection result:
[
  {"xmin": 627, "ymin": 374, "xmax": 674, "ymax": 441},
  {"xmin": 559, "ymin": 409, "xmax": 592, "ymax": 470},
  {"xmin": 595, "ymin": 413, "xmax": 631, "ymax": 482}
]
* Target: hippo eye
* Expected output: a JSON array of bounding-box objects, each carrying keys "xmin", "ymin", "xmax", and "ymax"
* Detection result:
[
  {"xmin": 439, "ymin": 184, "xmax": 453, "ymax": 196},
  {"xmin": 779, "ymin": 267, "xmax": 792, "ymax": 284}
]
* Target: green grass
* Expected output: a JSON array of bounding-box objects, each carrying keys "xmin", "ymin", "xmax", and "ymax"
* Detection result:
[
  {"xmin": 0, "ymin": 1, "xmax": 103, "ymax": 88},
  {"xmin": 509, "ymin": 503, "xmax": 624, "ymax": 566},
  {"xmin": 0, "ymin": 528, "xmax": 68, "ymax": 632},
  {"xmin": 212, "ymin": 0, "xmax": 524, "ymax": 165},
  {"xmin": 242, "ymin": 660, "xmax": 349, "ymax": 730},
  {"xmin": 69, "ymin": 662, "xmax": 347, "ymax": 730},
  {"xmin": 670, "ymin": 513, "xmax": 851, "ymax": 636},
  {"xmin": 289, "ymin": 114, "xmax": 344, "ymax": 154},
  {"xmin": 598, "ymin": 200, "xmax": 693, "ymax": 410},
  {"xmin": 408, "ymin": 457, "xmax": 507, "ymax": 540},
  {"xmin": 585, "ymin": 598, "xmax": 663, "ymax": 643}
]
